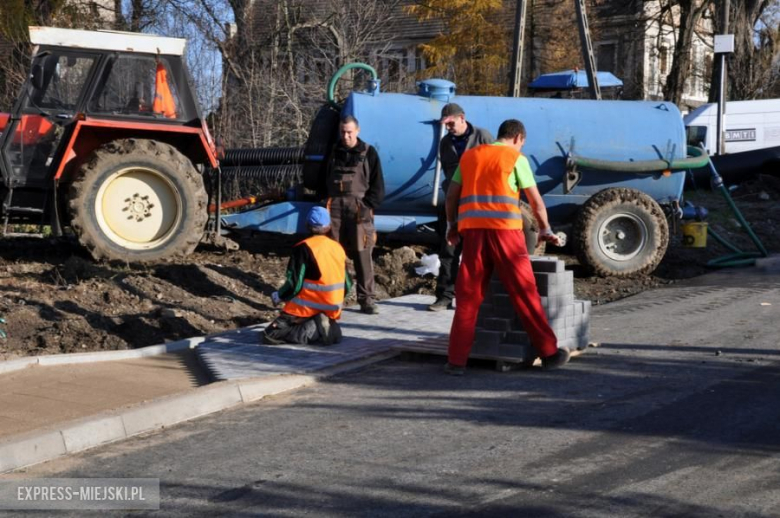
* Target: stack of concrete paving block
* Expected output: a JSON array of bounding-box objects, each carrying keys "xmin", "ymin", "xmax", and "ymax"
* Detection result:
[{"xmin": 473, "ymin": 256, "xmax": 590, "ymax": 363}]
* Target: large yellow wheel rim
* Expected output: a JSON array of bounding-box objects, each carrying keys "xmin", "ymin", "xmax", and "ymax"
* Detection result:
[{"xmin": 95, "ymin": 167, "xmax": 182, "ymax": 250}]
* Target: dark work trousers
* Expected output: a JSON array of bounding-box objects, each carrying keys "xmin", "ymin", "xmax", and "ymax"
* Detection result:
[
  {"xmin": 448, "ymin": 228, "xmax": 558, "ymax": 366},
  {"xmin": 329, "ymin": 195, "xmax": 376, "ymax": 307},
  {"xmin": 347, "ymin": 247, "xmax": 375, "ymax": 307},
  {"xmin": 263, "ymin": 312, "xmax": 342, "ymax": 345},
  {"xmin": 435, "ymin": 205, "xmax": 462, "ymax": 302}
]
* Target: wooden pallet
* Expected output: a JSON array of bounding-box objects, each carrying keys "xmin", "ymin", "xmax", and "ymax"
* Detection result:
[{"xmin": 393, "ymin": 340, "xmax": 585, "ymax": 372}]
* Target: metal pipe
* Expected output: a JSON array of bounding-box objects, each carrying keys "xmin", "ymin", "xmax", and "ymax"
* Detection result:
[
  {"xmin": 327, "ymin": 63, "xmax": 378, "ymax": 109},
  {"xmin": 432, "ymin": 122, "xmax": 446, "ymax": 207}
]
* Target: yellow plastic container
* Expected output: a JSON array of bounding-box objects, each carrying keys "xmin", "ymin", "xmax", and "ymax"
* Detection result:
[{"xmin": 681, "ymin": 222, "xmax": 708, "ymax": 248}]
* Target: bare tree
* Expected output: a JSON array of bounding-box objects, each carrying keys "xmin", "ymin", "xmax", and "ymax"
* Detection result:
[{"xmin": 662, "ymin": 0, "xmax": 713, "ymax": 105}]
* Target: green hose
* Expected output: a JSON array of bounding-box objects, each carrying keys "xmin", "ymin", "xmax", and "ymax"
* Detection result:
[
  {"xmin": 569, "ymin": 145, "xmax": 710, "ymax": 173},
  {"xmin": 703, "ymin": 154, "xmax": 768, "ymax": 268},
  {"xmin": 327, "ymin": 63, "xmax": 378, "ymax": 109}
]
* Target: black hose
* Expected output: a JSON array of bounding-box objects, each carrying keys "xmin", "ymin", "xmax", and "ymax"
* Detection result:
[
  {"xmin": 220, "ymin": 164, "xmax": 303, "ymax": 185},
  {"xmin": 221, "ymin": 147, "xmax": 305, "ymax": 167}
]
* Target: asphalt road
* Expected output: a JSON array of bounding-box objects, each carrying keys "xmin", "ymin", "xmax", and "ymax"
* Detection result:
[{"xmin": 8, "ymin": 263, "xmax": 780, "ymax": 517}]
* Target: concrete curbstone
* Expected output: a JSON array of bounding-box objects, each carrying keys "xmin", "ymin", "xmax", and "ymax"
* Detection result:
[
  {"xmin": 120, "ymin": 383, "xmax": 243, "ymax": 436},
  {"xmin": 237, "ymin": 375, "xmax": 317, "ymax": 403},
  {"xmin": 28, "ymin": 337, "xmax": 205, "ymax": 368},
  {"xmin": 61, "ymin": 416, "xmax": 126, "ymax": 454},
  {"xmin": 0, "ymin": 357, "xmax": 38, "ymax": 374},
  {"xmin": 0, "ymin": 431, "xmax": 67, "ymax": 473}
]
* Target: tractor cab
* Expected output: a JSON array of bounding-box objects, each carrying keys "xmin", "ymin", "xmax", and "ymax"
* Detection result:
[{"xmin": 0, "ymin": 27, "xmax": 215, "ymax": 262}]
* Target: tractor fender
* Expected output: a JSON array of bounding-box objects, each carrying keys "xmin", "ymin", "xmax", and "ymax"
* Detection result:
[{"xmin": 54, "ymin": 119, "xmax": 217, "ymax": 183}]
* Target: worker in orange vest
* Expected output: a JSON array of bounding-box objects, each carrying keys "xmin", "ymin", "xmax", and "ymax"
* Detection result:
[
  {"xmin": 262, "ymin": 206, "xmax": 351, "ymax": 346},
  {"xmin": 443, "ymin": 119, "xmax": 569, "ymax": 375}
]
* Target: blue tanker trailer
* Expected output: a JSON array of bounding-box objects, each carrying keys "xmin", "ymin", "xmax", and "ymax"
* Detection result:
[{"xmin": 220, "ymin": 65, "xmax": 708, "ymax": 277}]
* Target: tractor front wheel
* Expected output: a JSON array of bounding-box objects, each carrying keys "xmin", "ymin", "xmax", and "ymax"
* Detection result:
[{"xmin": 69, "ymin": 139, "xmax": 208, "ymax": 262}]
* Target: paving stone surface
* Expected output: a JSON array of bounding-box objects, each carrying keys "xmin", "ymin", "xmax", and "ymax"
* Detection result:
[{"xmin": 196, "ymin": 296, "xmax": 455, "ymax": 381}]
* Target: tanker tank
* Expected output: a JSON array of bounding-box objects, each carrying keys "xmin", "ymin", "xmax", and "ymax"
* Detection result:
[
  {"xmin": 222, "ymin": 72, "xmax": 709, "ymax": 277},
  {"xmin": 343, "ymin": 78, "xmax": 688, "ymax": 225}
]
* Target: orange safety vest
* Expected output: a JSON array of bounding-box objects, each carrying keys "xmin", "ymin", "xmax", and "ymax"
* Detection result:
[
  {"xmin": 457, "ymin": 144, "xmax": 524, "ymax": 231},
  {"xmin": 153, "ymin": 61, "xmax": 177, "ymax": 119},
  {"xmin": 283, "ymin": 235, "xmax": 347, "ymax": 320}
]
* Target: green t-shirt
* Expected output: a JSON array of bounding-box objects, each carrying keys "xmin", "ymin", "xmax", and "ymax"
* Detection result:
[{"xmin": 451, "ymin": 142, "xmax": 536, "ymax": 192}]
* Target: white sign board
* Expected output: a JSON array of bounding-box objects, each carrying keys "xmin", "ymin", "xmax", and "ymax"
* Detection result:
[{"xmin": 714, "ymin": 34, "xmax": 735, "ymax": 54}]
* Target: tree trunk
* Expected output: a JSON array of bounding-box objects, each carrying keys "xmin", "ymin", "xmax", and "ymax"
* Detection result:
[{"xmin": 662, "ymin": 0, "xmax": 710, "ymax": 105}]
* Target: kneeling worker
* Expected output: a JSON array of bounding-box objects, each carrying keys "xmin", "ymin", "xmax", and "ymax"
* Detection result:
[{"xmin": 262, "ymin": 206, "xmax": 351, "ymax": 346}]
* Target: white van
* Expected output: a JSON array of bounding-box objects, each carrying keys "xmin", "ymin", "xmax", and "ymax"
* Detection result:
[{"xmin": 684, "ymin": 100, "xmax": 780, "ymax": 182}]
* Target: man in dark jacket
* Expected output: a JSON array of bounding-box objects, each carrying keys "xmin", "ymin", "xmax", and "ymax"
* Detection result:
[
  {"xmin": 323, "ymin": 115, "xmax": 385, "ymax": 315},
  {"xmin": 429, "ymin": 103, "xmax": 493, "ymax": 311}
]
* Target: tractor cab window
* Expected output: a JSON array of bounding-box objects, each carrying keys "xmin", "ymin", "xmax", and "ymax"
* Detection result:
[
  {"xmin": 89, "ymin": 55, "xmax": 182, "ymax": 119},
  {"xmin": 29, "ymin": 54, "xmax": 95, "ymax": 112}
]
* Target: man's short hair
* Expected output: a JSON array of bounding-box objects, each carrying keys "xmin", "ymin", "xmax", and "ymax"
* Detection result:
[
  {"xmin": 440, "ymin": 103, "xmax": 465, "ymax": 120},
  {"xmin": 340, "ymin": 115, "xmax": 359, "ymax": 128},
  {"xmin": 309, "ymin": 224, "xmax": 331, "ymax": 235},
  {"xmin": 497, "ymin": 119, "xmax": 526, "ymax": 140}
]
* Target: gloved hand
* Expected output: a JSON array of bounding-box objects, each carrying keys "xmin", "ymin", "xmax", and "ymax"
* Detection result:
[
  {"xmin": 271, "ymin": 292, "xmax": 281, "ymax": 305},
  {"xmin": 539, "ymin": 228, "xmax": 565, "ymax": 247}
]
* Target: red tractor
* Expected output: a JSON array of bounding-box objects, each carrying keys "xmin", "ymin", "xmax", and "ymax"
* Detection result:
[{"xmin": 0, "ymin": 26, "xmax": 218, "ymax": 262}]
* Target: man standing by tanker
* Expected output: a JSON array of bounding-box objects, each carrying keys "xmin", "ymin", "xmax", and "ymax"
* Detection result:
[
  {"xmin": 443, "ymin": 119, "xmax": 570, "ymax": 375},
  {"xmin": 324, "ymin": 116, "xmax": 385, "ymax": 315},
  {"xmin": 428, "ymin": 103, "xmax": 493, "ymax": 312}
]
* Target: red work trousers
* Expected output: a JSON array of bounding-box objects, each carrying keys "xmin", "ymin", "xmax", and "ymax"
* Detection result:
[{"xmin": 448, "ymin": 228, "xmax": 558, "ymax": 366}]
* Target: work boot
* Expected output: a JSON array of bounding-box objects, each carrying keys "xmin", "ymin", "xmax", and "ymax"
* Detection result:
[
  {"xmin": 427, "ymin": 297, "xmax": 453, "ymax": 312},
  {"xmin": 261, "ymin": 331, "xmax": 286, "ymax": 346},
  {"xmin": 443, "ymin": 362, "xmax": 465, "ymax": 376},
  {"xmin": 360, "ymin": 303, "xmax": 379, "ymax": 315},
  {"xmin": 541, "ymin": 347, "xmax": 571, "ymax": 370}
]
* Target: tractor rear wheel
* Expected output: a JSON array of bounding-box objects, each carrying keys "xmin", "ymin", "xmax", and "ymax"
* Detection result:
[
  {"xmin": 573, "ymin": 187, "xmax": 668, "ymax": 277},
  {"xmin": 69, "ymin": 139, "xmax": 207, "ymax": 262}
]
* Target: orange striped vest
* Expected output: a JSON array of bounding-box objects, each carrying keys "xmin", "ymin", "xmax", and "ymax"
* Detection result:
[
  {"xmin": 283, "ymin": 235, "xmax": 347, "ymax": 320},
  {"xmin": 457, "ymin": 144, "xmax": 524, "ymax": 230}
]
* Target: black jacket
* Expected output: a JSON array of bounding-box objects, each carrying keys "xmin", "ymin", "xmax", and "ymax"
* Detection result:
[{"xmin": 320, "ymin": 139, "xmax": 385, "ymax": 209}]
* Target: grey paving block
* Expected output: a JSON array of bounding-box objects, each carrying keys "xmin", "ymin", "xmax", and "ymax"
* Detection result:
[
  {"xmin": 531, "ymin": 257, "xmax": 564, "ymax": 272},
  {"xmin": 492, "ymin": 294, "xmax": 511, "ymax": 307},
  {"xmin": 475, "ymin": 329, "xmax": 505, "ymax": 346},
  {"xmin": 472, "ymin": 341, "xmax": 499, "ymax": 356},
  {"xmin": 504, "ymin": 330, "xmax": 530, "ymax": 344},
  {"xmin": 493, "ymin": 303, "xmax": 516, "ymax": 318},
  {"xmin": 483, "ymin": 318, "xmax": 512, "ymax": 332},
  {"xmin": 498, "ymin": 343, "xmax": 537, "ymax": 361}
]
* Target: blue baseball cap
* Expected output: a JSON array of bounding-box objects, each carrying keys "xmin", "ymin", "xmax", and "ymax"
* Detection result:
[{"xmin": 307, "ymin": 206, "xmax": 331, "ymax": 227}]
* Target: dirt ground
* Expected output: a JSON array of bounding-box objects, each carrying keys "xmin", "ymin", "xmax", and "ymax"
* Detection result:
[{"xmin": 1, "ymin": 175, "xmax": 779, "ymax": 359}]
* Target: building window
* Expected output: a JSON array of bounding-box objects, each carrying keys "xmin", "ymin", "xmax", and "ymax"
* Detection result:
[
  {"xmin": 659, "ymin": 46, "xmax": 669, "ymax": 75},
  {"xmin": 596, "ymin": 42, "xmax": 617, "ymax": 73}
]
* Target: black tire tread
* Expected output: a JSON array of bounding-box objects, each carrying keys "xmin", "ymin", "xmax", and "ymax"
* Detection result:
[
  {"xmin": 69, "ymin": 139, "xmax": 208, "ymax": 262},
  {"xmin": 573, "ymin": 187, "xmax": 668, "ymax": 278}
]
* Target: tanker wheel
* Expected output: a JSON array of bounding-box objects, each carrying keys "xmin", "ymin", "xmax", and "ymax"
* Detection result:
[
  {"xmin": 573, "ymin": 187, "xmax": 668, "ymax": 278},
  {"xmin": 520, "ymin": 201, "xmax": 546, "ymax": 256},
  {"xmin": 69, "ymin": 139, "xmax": 208, "ymax": 262}
]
